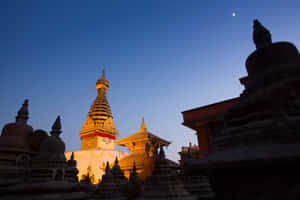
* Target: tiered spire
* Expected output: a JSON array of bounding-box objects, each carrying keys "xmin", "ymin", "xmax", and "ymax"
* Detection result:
[
  {"xmin": 80, "ymin": 68, "xmax": 118, "ymax": 150},
  {"xmin": 89, "ymin": 69, "xmax": 112, "ymax": 122}
]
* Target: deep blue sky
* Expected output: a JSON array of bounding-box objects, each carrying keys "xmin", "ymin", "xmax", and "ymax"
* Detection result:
[{"xmin": 1, "ymin": 0, "xmax": 300, "ymax": 161}]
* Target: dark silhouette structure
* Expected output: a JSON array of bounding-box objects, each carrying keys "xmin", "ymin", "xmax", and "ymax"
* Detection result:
[{"xmin": 184, "ymin": 20, "xmax": 300, "ymax": 200}]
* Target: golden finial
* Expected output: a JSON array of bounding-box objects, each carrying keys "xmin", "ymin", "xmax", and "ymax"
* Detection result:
[
  {"xmin": 96, "ymin": 67, "xmax": 109, "ymax": 91},
  {"xmin": 101, "ymin": 68, "xmax": 105, "ymax": 80},
  {"xmin": 140, "ymin": 117, "xmax": 147, "ymax": 132}
]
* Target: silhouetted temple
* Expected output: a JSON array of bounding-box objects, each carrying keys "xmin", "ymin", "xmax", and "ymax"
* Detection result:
[{"xmin": 184, "ymin": 20, "xmax": 300, "ymax": 200}]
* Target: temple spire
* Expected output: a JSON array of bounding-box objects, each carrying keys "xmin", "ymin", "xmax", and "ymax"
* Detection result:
[
  {"xmin": 16, "ymin": 99, "xmax": 29, "ymax": 124},
  {"xmin": 140, "ymin": 117, "xmax": 147, "ymax": 132}
]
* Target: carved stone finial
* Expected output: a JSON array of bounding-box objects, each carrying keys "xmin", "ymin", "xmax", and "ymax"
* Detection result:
[
  {"xmin": 253, "ymin": 19, "xmax": 272, "ymax": 49},
  {"xmin": 50, "ymin": 116, "xmax": 62, "ymax": 137},
  {"xmin": 16, "ymin": 99, "xmax": 29, "ymax": 124},
  {"xmin": 158, "ymin": 146, "xmax": 165, "ymax": 159},
  {"xmin": 115, "ymin": 156, "xmax": 119, "ymax": 164},
  {"xmin": 105, "ymin": 161, "xmax": 110, "ymax": 174},
  {"xmin": 71, "ymin": 152, "xmax": 74, "ymax": 160}
]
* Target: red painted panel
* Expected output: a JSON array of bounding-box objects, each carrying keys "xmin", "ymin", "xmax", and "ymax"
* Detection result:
[{"xmin": 80, "ymin": 131, "xmax": 116, "ymax": 140}]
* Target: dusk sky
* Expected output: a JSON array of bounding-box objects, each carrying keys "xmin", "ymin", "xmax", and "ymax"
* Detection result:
[{"xmin": 1, "ymin": 0, "xmax": 300, "ymax": 162}]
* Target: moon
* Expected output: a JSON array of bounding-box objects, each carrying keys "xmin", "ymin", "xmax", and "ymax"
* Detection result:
[{"xmin": 232, "ymin": 12, "xmax": 236, "ymax": 17}]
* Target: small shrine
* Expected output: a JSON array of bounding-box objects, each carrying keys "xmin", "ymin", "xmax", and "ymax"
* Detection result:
[{"xmin": 117, "ymin": 117, "xmax": 170, "ymax": 181}]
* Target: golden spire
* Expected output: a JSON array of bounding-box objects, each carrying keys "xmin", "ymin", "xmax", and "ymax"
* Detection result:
[
  {"xmin": 101, "ymin": 68, "xmax": 105, "ymax": 79},
  {"xmin": 140, "ymin": 117, "xmax": 147, "ymax": 132},
  {"xmin": 80, "ymin": 68, "xmax": 118, "ymax": 151},
  {"xmin": 96, "ymin": 68, "xmax": 109, "ymax": 91},
  {"xmin": 88, "ymin": 68, "xmax": 113, "ymax": 122}
]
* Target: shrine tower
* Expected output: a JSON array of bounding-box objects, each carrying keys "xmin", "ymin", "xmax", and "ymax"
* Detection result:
[{"xmin": 80, "ymin": 69, "xmax": 118, "ymax": 150}]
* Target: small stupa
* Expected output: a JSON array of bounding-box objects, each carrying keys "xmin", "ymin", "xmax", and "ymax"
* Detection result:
[
  {"xmin": 126, "ymin": 162, "xmax": 143, "ymax": 199},
  {"xmin": 183, "ymin": 149, "xmax": 214, "ymax": 200},
  {"xmin": 91, "ymin": 161, "xmax": 125, "ymax": 200},
  {"xmin": 1, "ymin": 116, "xmax": 88, "ymax": 200},
  {"xmin": 0, "ymin": 100, "xmax": 35, "ymax": 191},
  {"xmin": 111, "ymin": 156, "xmax": 128, "ymax": 195},
  {"xmin": 136, "ymin": 147, "xmax": 196, "ymax": 200}
]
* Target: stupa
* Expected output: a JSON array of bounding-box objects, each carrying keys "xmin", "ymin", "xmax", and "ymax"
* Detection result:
[
  {"xmin": 111, "ymin": 156, "xmax": 128, "ymax": 196},
  {"xmin": 91, "ymin": 161, "xmax": 126, "ymax": 200},
  {"xmin": 0, "ymin": 100, "xmax": 36, "ymax": 191},
  {"xmin": 117, "ymin": 117, "xmax": 170, "ymax": 181},
  {"xmin": 126, "ymin": 161, "xmax": 143, "ymax": 199},
  {"xmin": 136, "ymin": 147, "xmax": 196, "ymax": 200},
  {"xmin": 1, "ymin": 116, "xmax": 88, "ymax": 200},
  {"xmin": 65, "ymin": 69, "xmax": 128, "ymax": 183},
  {"xmin": 184, "ymin": 20, "xmax": 300, "ymax": 200}
]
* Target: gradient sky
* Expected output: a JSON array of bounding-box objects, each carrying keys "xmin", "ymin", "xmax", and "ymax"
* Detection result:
[{"xmin": 1, "ymin": 0, "xmax": 300, "ymax": 162}]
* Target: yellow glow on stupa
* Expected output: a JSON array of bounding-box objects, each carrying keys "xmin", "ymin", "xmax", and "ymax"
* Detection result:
[
  {"xmin": 80, "ymin": 69, "xmax": 118, "ymax": 150},
  {"xmin": 65, "ymin": 69, "xmax": 128, "ymax": 184}
]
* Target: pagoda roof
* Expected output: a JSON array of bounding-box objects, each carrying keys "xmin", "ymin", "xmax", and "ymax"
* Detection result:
[
  {"xmin": 117, "ymin": 129, "xmax": 170, "ymax": 146},
  {"xmin": 117, "ymin": 117, "xmax": 170, "ymax": 147}
]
